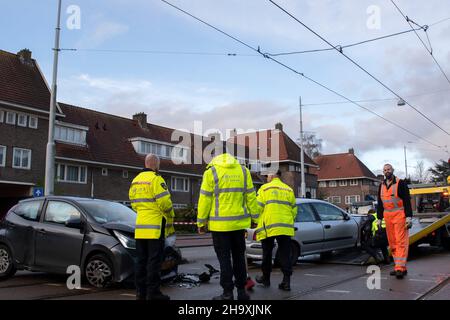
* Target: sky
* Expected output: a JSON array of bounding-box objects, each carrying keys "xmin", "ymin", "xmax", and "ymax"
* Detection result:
[{"xmin": 1, "ymin": 0, "xmax": 450, "ymax": 178}]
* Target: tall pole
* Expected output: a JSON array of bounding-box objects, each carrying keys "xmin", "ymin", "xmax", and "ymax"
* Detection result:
[
  {"xmin": 299, "ymin": 96, "xmax": 306, "ymax": 198},
  {"xmin": 44, "ymin": 0, "xmax": 62, "ymax": 196},
  {"xmin": 404, "ymin": 145, "xmax": 408, "ymax": 180}
]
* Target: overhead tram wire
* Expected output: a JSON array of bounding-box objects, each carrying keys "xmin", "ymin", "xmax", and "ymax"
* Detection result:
[
  {"xmin": 60, "ymin": 48, "xmax": 258, "ymax": 57},
  {"xmin": 390, "ymin": 0, "xmax": 450, "ymax": 88},
  {"xmin": 160, "ymin": 0, "xmax": 442, "ymax": 149},
  {"xmin": 268, "ymin": 0, "xmax": 450, "ymax": 137}
]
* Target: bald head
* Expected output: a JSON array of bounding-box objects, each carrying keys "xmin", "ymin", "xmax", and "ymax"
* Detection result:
[
  {"xmin": 383, "ymin": 163, "xmax": 394, "ymax": 180},
  {"xmin": 145, "ymin": 154, "xmax": 160, "ymax": 171}
]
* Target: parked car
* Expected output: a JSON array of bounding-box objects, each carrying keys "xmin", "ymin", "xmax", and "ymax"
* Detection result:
[
  {"xmin": 246, "ymin": 198, "xmax": 366, "ymax": 265},
  {"xmin": 0, "ymin": 196, "xmax": 137, "ymax": 287}
]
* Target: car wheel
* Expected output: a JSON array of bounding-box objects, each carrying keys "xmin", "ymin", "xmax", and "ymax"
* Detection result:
[
  {"xmin": 85, "ymin": 254, "xmax": 114, "ymax": 288},
  {"xmin": 290, "ymin": 242, "xmax": 300, "ymax": 266},
  {"xmin": 0, "ymin": 244, "xmax": 16, "ymax": 281}
]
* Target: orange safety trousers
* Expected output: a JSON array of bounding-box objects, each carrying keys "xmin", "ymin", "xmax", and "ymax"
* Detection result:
[{"xmin": 384, "ymin": 211, "xmax": 408, "ymax": 271}]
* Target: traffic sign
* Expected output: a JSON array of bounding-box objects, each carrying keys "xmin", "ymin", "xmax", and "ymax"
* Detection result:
[{"xmin": 33, "ymin": 187, "xmax": 44, "ymax": 198}]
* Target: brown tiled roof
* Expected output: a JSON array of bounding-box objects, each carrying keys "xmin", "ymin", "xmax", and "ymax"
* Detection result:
[
  {"xmin": 0, "ymin": 49, "xmax": 54, "ymax": 112},
  {"xmin": 312, "ymin": 152, "xmax": 377, "ymax": 180},
  {"xmin": 229, "ymin": 129, "xmax": 316, "ymax": 166},
  {"xmin": 56, "ymin": 103, "xmax": 206, "ymax": 175}
]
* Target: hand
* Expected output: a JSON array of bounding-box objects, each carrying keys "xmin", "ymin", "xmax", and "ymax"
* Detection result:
[
  {"xmin": 198, "ymin": 226, "xmax": 206, "ymax": 234},
  {"xmin": 405, "ymin": 217, "xmax": 413, "ymax": 229}
]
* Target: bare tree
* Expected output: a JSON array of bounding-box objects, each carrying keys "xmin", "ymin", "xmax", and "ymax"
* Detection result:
[
  {"xmin": 297, "ymin": 132, "xmax": 322, "ymax": 158},
  {"xmin": 413, "ymin": 160, "xmax": 430, "ymax": 183}
]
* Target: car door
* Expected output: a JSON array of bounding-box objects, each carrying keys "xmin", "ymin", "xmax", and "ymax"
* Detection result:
[
  {"xmin": 34, "ymin": 200, "xmax": 85, "ymax": 273},
  {"xmin": 295, "ymin": 203, "xmax": 324, "ymax": 255},
  {"xmin": 6, "ymin": 200, "xmax": 44, "ymax": 266},
  {"xmin": 311, "ymin": 202, "xmax": 358, "ymax": 251}
]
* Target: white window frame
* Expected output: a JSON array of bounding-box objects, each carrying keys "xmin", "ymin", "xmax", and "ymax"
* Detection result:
[
  {"xmin": 122, "ymin": 170, "xmax": 129, "ymax": 179},
  {"xmin": 0, "ymin": 110, "xmax": 4, "ymax": 123},
  {"xmin": 55, "ymin": 125, "xmax": 87, "ymax": 146},
  {"xmin": 329, "ymin": 181, "xmax": 337, "ymax": 187},
  {"xmin": 318, "ymin": 181, "xmax": 327, "ymax": 188},
  {"xmin": 171, "ymin": 176, "xmax": 189, "ymax": 192},
  {"xmin": 28, "ymin": 116, "xmax": 38, "ymax": 129},
  {"xmin": 339, "ymin": 180, "xmax": 347, "ymax": 186},
  {"xmin": 12, "ymin": 148, "xmax": 31, "ymax": 170},
  {"xmin": 6, "ymin": 112, "xmax": 16, "ymax": 125},
  {"xmin": 17, "ymin": 114, "xmax": 27, "ymax": 127},
  {"xmin": 0, "ymin": 145, "xmax": 6, "ymax": 167},
  {"xmin": 56, "ymin": 163, "xmax": 87, "ymax": 184},
  {"xmin": 350, "ymin": 179, "xmax": 358, "ymax": 186},
  {"xmin": 330, "ymin": 196, "xmax": 341, "ymax": 204},
  {"xmin": 345, "ymin": 195, "xmax": 361, "ymax": 205},
  {"xmin": 102, "ymin": 168, "xmax": 108, "ymax": 176}
]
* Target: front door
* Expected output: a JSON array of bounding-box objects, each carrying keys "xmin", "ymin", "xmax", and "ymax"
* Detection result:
[{"xmin": 295, "ymin": 203, "xmax": 324, "ymax": 255}]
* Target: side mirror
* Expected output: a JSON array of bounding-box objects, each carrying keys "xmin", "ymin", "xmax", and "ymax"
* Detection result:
[
  {"xmin": 65, "ymin": 216, "xmax": 83, "ymax": 229},
  {"xmin": 343, "ymin": 213, "xmax": 351, "ymax": 221}
]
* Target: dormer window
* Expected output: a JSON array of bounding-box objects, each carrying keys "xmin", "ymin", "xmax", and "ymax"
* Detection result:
[
  {"xmin": 130, "ymin": 137, "xmax": 188, "ymax": 162},
  {"xmin": 55, "ymin": 122, "xmax": 88, "ymax": 146}
]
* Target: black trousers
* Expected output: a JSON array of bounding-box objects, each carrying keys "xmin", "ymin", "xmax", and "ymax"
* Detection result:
[
  {"xmin": 362, "ymin": 241, "xmax": 389, "ymax": 262},
  {"xmin": 135, "ymin": 218, "xmax": 165, "ymax": 298},
  {"xmin": 262, "ymin": 235, "xmax": 292, "ymax": 277},
  {"xmin": 211, "ymin": 230, "xmax": 247, "ymax": 292}
]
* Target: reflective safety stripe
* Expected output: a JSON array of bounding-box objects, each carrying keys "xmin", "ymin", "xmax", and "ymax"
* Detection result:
[
  {"xmin": 131, "ymin": 181, "xmax": 152, "ymax": 186},
  {"xmin": 255, "ymin": 223, "xmax": 294, "ymax": 234},
  {"xmin": 197, "ymin": 218, "xmax": 207, "ymax": 223},
  {"xmin": 135, "ymin": 224, "xmax": 161, "ymax": 229},
  {"xmin": 131, "ymin": 198, "xmax": 156, "ymax": 203},
  {"xmin": 241, "ymin": 165, "xmax": 248, "ymax": 216},
  {"xmin": 252, "ymin": 214, "xmax": 260, "ymax": 219},
  {"xmin": 263, "ymin": 186, "xmax": 292, "ymax": 192},
  {"xmin": 200, "ymin": 189, "xmax": 213, "ymax": 196},
  {"xmin": 209, "ymin": 213, "xmax": 251, "ymax": 221},
  {"xmin": 211, "ymin": 166, "xmax": 220, "ymax": 217},
  {"xmin": 393, "ymin": 257, "xmax": 407, "ymax": 261},
  {"xmin": 266, "ymin": 200, "xmax": 293, "ymax": 206},
  {"xmin": 258, "ymin": 201, "xmax": 265, "ymax": 207},
  {"xmin": 219, "ymin": 187, "xmax": 244, "ymax": 193},
  {"xmin": 155, "ymin": 191, "xmax": 170, "ymax": 199},
  {"xmin": 246, "ymin": 188, "xmax": 255, "ymax": 193},
  {"xmin": 384, "ymin": 208, "xmax": 403, "ymax": 213}
]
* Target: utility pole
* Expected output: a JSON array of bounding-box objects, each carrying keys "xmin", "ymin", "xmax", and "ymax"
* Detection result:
[
  {"xmin": 404, "ymin": 145, "xmax": 408, "ymax": 180},
  {"xmin": 299, "ymin": 96, "xmax": 306, "ymax": 198},
  {"xmin": 44, "ymin": 0, "xmax": 62, "ymax": 196}
]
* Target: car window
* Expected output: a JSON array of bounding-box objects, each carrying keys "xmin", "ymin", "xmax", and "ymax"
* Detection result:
[
  {"xmin": 295, "ymin": 203, "xmax": 316, "ymax": 222},
  {"xmin": 44, "ymin": 201, "xmax": 81, "ymax": 225},
  {"xmin": 312, "ymin": 203, "xmax": 344, "ymax": 221},
  {"xmin": 14, "ymin": 200, "xmax": 43, "ymax": 221},
  {"xmin": 78, "ymin": 200, "xmax": 136, "ymax": 225}
]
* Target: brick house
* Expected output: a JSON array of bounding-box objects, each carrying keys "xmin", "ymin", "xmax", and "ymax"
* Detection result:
[
  {"xmin": 230, "ymin": 123, "xmax": 319, "ymax": 198},
  {"xmin": 312, "ymin": 148, "xmax": 380, "ymax": 209}
]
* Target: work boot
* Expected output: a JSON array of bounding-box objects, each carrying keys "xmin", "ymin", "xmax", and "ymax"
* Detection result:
[
  {"xmin": 255, "ymin": 274, "xmax": 270, "ymax": 287},
  {"xmin": 395, "ymin": 270, "xmax": 404, "ymax": 279},
  {"xmin": 148, "ymin": 291, "xmax": 170, "ymax": 300},
  {"xmin": 212, "ymin": 290, "xmax": 234, "ymax": 300},
  {"xmin": 278, "ymin": 275, "xmax": 291, "ymax": 291},
  {"xmin": 389, "ymin": 270, "xmax": 396, "ymax": 276},
  {"xmin": 237, "ymin": 288, "xmax": 250, "ymax": 301}
]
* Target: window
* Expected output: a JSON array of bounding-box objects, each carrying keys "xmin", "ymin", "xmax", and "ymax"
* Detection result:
[
  {"xmin": 122, "ymin": 170, "xmax": 129, "ymax": 178},
  {"xmin": 329, "ymin": 196, "xmax": 341, "ymax": 204},
  {"xmin": 56, "ymin": 163, "xmax": 87, "ymax": 183},
  {"xmin": 0, "ymin": 146, "xmax": 5, "ymax": 167},
  {"xmin": 306, "ymin": 188, "xmax": 317, "ymax": 199},
  {"xmin": 102, "ymin": 168, "xmax": 108, "ymax": 176},
  {"xmin": 350, "ymin": 179, "xmax": 358, "ymax": 186},
  {"xmin": 55, "ymin": 125, "xmax": 87, "ymax": 145},
  {"xmin": 28, "ymin": 116, "xmax": 38, "ymax": 129},
  {"xmin": 345, "ymin": 195, "xmax": 361, "ymax": 205},
  {"xmin": 0, "ymin": 110, "xmax": 4, "ymax": 122},
  {"xmin": 13, "ymin": 148, "xmax": 31, "ymax": 169},
  {"xmin": 171, "ymin": 177, "xmax": 189, "ymax": 192},
  {"xmin": 295, "ymin": 203, "xmax": 317, "ymax": 222},
  {"xmin": 318, "ymin": 181, "xmax": 327, "ymax": 188},
  {"xmin": 44, "ymin": 201, "xmax": 81, "ymax": 225},
  {"xmin": 339, "ymin": 180, "xmax": 347, "ymax": 186},
  {"xmin": 135, "ymin": 140, "xmax": 187, "ymax": 161},
  {"xmin": 13, "ymin": 200, "xmax": 43, "ymax": 221},
  {"xmin": 329, "ymin": 181, "xmax": 337, "ymax": 187},
  {"xmin": 17, "ymin": 114, "xmax": 27, "ymax": 127},
  {"xmin": 312, "ymin": 203, "xmax": 345, "ymax": 221},
  {"xmin": 6, "ymin": 112, "xmax": 16, "ymax": 125}
]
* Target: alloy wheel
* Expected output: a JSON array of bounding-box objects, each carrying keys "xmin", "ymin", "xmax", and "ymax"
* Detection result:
[
  {"xmin": 0, "ymin": 248, "xmax": 10, "ymax": 274},
  {"xmin": 85, "ymin": 259, "xmax": 112, "ymax": 288}
]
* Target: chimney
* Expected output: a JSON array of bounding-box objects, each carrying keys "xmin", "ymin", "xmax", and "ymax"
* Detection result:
[
  {"xmin": 133, "ymin": 112, "xmax": 147, "ymax": 129},
  {"xmin": 275, "ymin": 122, "xmax": 283, "ymax": 131},
  {"xmin": 348, "ymin": 148, "xmax": 354, "ymax": 154},
  {"xmin": 17, "ymin": 49, "xmax": 33, "ymax": 65}
]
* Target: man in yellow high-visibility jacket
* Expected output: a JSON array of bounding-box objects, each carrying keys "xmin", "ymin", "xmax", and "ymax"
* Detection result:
[
  {"xmin": 197, "ymin": 153, "xmax": 260, "ymax": 300},
  {"xmin": 129, "ymin": 154, "xmax": 175, "ymax": 300},
  {"xmin": 254, "ymin": 170, "xmax": 297, "ymax": 291}
]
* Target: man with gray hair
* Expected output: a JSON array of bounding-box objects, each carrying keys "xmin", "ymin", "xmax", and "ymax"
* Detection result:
[
  {"xmin": 377, "ymin": 163, "xmax": 412, "ymax": 279},
  {"xmin": 129, "ymin": 154, "xmax": 175, "ymax": 299}
]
